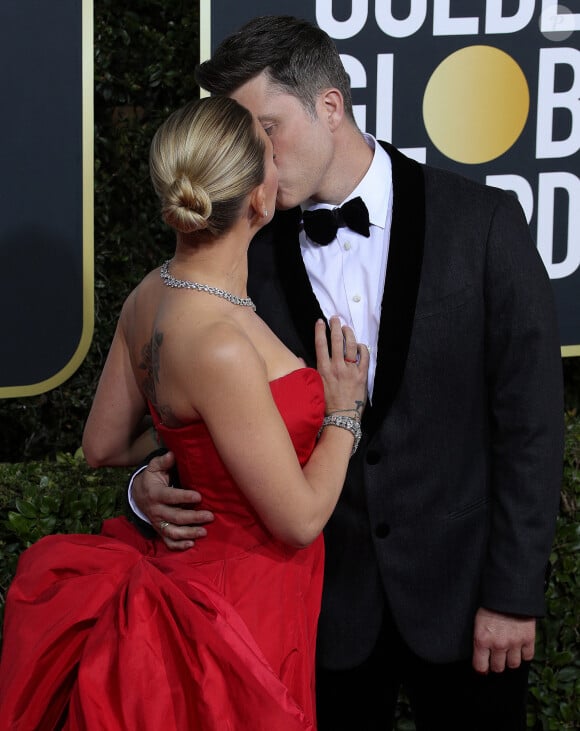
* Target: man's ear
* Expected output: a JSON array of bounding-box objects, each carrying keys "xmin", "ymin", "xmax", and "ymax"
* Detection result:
[{"xmin": 319, "ymin": 88, "xmax": 344, "ymax": 131}]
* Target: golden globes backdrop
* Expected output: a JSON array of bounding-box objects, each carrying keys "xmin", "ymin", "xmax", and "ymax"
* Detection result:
[
  {"xmin": 0, "ymin": 0, "xmax": 93, "ymax": 397},
  {"xmin": 203, "ymin": 0, "xmax": 580, "ymax": 355}
]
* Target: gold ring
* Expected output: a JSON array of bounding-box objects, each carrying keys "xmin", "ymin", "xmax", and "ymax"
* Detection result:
[{"xmin": 344, "ymin": 357, "xmax": 358, "ymax": 364}]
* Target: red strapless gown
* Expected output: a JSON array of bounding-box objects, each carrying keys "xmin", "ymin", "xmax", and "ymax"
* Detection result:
[{"xmin": 0, "ymin": 368, "xmax": 325, "ymax": 731}]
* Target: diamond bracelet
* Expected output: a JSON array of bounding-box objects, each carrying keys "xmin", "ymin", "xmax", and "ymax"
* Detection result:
[{"xmin": 317, "ymin": 414, "xmax": 362, "ymax": 456}]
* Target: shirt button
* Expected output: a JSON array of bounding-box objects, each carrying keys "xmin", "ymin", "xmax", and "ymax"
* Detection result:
[
  {"xmin": 375, "ymin": 523, "xmax": 390, "ymax": 539},
  {"xmin": 352, "ymin": 294, "xmax": 361, "ymax": 303},
  {"xmin": 344, "ymin": 241, "xmax": 351, "ymax": 250}
]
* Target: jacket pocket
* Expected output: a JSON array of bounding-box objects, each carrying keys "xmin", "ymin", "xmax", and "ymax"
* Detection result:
[{"xmin": 447, "ymin": 495, "xmax": 489, "ymax": 520}]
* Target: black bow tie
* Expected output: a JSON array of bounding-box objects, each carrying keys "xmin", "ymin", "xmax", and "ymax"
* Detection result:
[{"xmin": 302, "ymin": 196, "xmax": 370, "ymax": 245}]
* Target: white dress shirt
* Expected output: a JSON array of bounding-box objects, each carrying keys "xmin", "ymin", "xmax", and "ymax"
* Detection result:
[{"xmin": 300, "ymin": 135, "xmax": 393, "ymax": 400}]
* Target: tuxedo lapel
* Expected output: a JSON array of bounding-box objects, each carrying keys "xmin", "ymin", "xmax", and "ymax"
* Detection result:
[
  {"xmin": 365, "ymin": 142, "xmax": 425, "ymax": 433},
  {"xmin": 273, "ymin": 208, "xmax": 325, "ymax": 366}
]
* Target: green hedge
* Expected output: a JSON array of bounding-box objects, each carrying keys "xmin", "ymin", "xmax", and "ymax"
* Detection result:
[
  {"xmin": 528, "ymin": 410, "xmax": 580, "ymax": 730},
  {"xmin": 0, "ymin": 453, "xmax": 128, "ymax": 627}
]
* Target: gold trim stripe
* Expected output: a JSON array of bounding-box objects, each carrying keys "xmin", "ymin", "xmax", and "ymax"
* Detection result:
[{"xmin": 0, "ymin": 0, "xmax": 95, "ymax": 398}]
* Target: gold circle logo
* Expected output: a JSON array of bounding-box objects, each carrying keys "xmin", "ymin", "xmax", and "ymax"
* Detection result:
[{"xmin": 423, "ymin": 46, "xmax": 529, "ymax": 165}]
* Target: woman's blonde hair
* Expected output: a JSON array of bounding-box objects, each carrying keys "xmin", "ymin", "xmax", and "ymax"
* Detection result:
[{"xmin": 149, "ymin": 96, "xmax": 265, "ymax": 236}]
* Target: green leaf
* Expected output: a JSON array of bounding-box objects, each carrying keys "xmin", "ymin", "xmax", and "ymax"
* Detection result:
[
  {"xmin": 14, "ymin": 499, "xmax": 38, "ymax": 519},
  {"xmin": 7, "ymin": 511, "xmax": 33, "ymax": 537}
]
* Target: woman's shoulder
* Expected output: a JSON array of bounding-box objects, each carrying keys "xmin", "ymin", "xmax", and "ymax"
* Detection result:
[
  {"xmin": 118, "ymin": 269, "xmax": 163, "ymax": 322},
  {"xmin": 191, "ymin": 319, "xmax": 265, "ymax": 379},
  {"xmin": 166, "ymin": 318, "xmax": 270, "ymax": 420}
]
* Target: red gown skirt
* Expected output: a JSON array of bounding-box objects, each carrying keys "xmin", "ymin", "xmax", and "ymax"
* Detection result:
[{"xmin": 0, "ymin": 368, "xmax": 325, "ymax": 730}]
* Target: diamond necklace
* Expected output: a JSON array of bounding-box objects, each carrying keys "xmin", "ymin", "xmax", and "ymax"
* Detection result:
[{"xmin": 160, "ymin": 260, "xmax": 256, "ymax": 311}]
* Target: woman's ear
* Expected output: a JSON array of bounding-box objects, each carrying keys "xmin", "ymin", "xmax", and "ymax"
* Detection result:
[{"xmin": 249, "ymin": 183, "xmax": 268, "ymax": 223}]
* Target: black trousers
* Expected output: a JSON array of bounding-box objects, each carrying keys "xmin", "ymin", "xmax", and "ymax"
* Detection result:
[{"xmin": 316, "ymin": 610, "xmax": 530, "ymax": 731}]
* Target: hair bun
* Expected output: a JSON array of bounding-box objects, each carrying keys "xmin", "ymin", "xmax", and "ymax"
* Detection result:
[{"xmin": 162, "ymin": 175, "xmax": 212, "ymax": 233}]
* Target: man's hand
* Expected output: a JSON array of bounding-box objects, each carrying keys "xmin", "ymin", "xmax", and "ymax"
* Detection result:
[
  {"xmin": 132, "ymin": 451, "xmax": 214, "ymax": 551},
  {"xmin": 472, "ymin": 607, "xmax": 536, "ymax": 674}
]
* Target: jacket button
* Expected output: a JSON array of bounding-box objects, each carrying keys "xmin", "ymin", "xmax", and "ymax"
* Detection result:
[
  {"xmin": 366, "ymin": 450, "xmax": 380, "ymax": 465},
  {"xmin": 375, "ymin": 523, "xmax": 390, "ymax": 538}
]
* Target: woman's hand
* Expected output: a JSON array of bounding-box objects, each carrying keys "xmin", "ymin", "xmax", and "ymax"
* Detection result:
[{"xmin": 315, "ymin": 317, "xmax": 369, "ymax": 419}]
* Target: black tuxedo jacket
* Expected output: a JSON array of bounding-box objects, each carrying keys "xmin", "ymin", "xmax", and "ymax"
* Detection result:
[{"xmin": 247, "ymin": 142, "xmax": 564, "ymax": 667}]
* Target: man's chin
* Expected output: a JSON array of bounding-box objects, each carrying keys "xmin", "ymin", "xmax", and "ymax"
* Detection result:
[{"xmin": 275, "ymin": 193, "xmax": 300, "ymax": 211}]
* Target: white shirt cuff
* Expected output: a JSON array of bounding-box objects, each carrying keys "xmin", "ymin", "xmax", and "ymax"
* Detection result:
[{"xmin": 128, "ymin": 464, "xmax": 152, "ymax": 525}]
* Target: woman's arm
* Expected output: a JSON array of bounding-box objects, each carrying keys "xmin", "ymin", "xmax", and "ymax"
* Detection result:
[{"xmin": 82, "ymin": 301, "xmax": 155, "ymax": 467}]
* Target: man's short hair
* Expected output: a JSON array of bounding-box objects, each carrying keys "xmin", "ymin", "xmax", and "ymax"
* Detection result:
[{"xmin": 195, "ymin": 15, "xmax": 354, "ymax": 120}]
